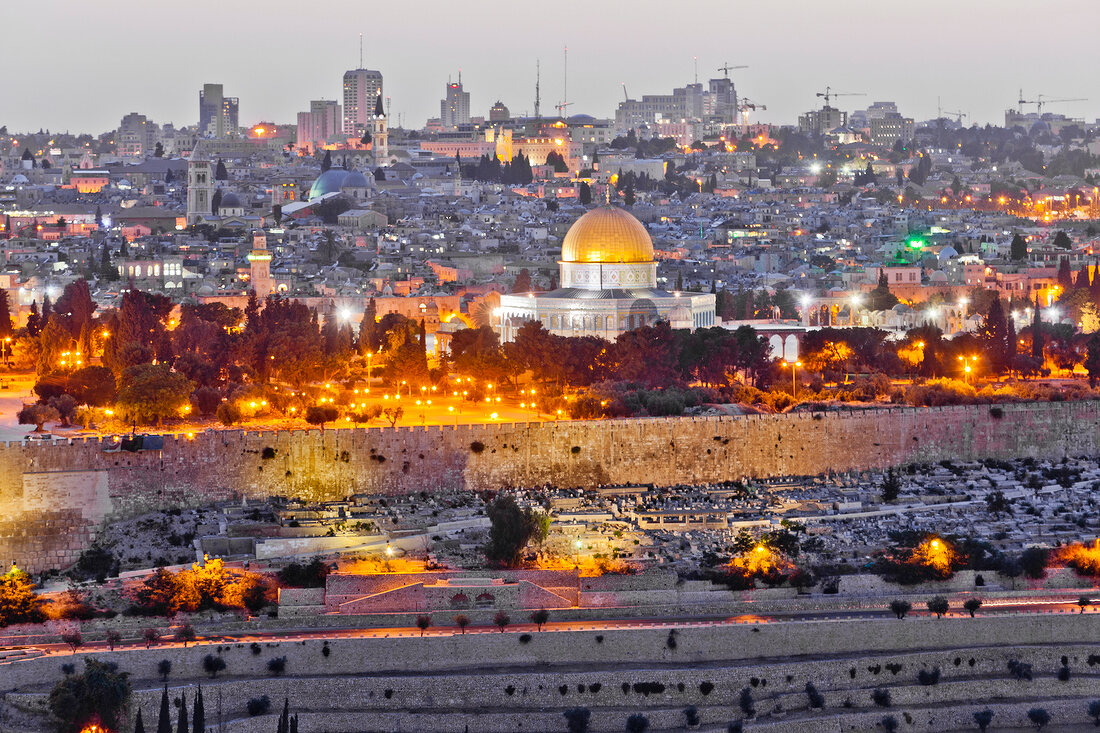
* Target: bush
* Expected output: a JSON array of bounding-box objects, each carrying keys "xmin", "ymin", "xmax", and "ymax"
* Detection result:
[
  {"xmin": 738, "ymin": 687, "xmax": 755, "ymax": 717},
  {"xmin": 1008, "ymin": 659, "xmax": 1034, "ymax": 680},
  {"xmin": 202, "ymin": 654, "xmax": 226, "ymax": 678},
  {"xmin": 699, "ymin": 681, "xmax": 714, "ymax": 696},
  {"xmin": 246, "ymin": 695, "xmax": 271, "ymax": 716},
  {"xmin": 683, "ymin": 705, "xmax": 700, "ymax": 727},
  {"xmin": 1057, "ymin": 665, "xmax": 1071, "ymax": 681},
  {"xmin": 805, "ymin": 682, "xmax": 824, "ymax": 708},
  {"xmin": 415, "ymin": 615, "xmax": 432, "ymax": 636},
  {"xmin": 563, "ymin": 707, "xmax": 591, "ymax": 733},
  {"xmin": 1027, "ymin": 707, "xmax": 1051, "ymax": 730},
  {"xmin": 470, "ymin": 440, "xmax": 485, "ymax": 454},
  {"xmin": 973, "ymin": 709, "xmax": 994, "ymax": 732},
  {"xmin": 881, "ymin": 715, "xmax": 898, "ymax": 733},
  {"xmin": 267, "ymin": 656, "xmax": 286, "ymax": 676},
  {"xmin": 964, "ymin": 598, "xmax": 983, "ymax": 617},
  {"xmin": 917, "ymin": 668, "xmax": 941, "ymax": 686},
  {"xmin": 157, "ymin": 659, "xmax": 171, "ymax": 681},
  {"xmin": 871, "ymin": 688, "xmax": 891, "ymax": 707},
  {"xmin": 625, "ymin": 713, "xmax": 649, "ymax": 733}
]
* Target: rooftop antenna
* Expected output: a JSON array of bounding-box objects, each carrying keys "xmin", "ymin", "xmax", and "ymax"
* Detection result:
[
  {"xmin": 693, "ymin": 56, "xmax": 698, "ymax": 85},
  {"xmin": 386, "ymin": 96, "xmax": 391, "ymax": 119},
  {"xmin": 359, "ymin": 33, "xmax": 363, "ymax": 69},
  {"xmin": 555, "ymin": 46, "xmax": 572, "ymax": 118},
  {"xmin": 534, "ymin": 59, "xmax": 541, "ymax": 121}
]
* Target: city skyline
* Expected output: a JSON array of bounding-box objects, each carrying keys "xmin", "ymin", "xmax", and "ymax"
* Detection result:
[{"xmin": 5, "ymin": 0, "xmax": 1099, "ymax": 133}]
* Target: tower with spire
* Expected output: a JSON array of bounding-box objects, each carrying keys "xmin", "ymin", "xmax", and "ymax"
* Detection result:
[{"xmin": 371, "ymin": 93, "xmax": 388, "ymax": 163}]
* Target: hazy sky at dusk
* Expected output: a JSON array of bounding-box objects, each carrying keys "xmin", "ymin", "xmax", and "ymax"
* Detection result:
[{"xmin": 5, "ymin": 0, "xmax": 1099, "ymax": 134}]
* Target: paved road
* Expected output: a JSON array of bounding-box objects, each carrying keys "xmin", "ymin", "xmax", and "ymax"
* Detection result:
[{"xmin": 11, "ymin": 599, "xmax": 1095, "ymax": 659}]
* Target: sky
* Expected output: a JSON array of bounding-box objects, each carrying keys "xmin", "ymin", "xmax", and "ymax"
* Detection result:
[{"xmin": 4, "ymin": 0, "xmax": 1099, "ymax": 135}]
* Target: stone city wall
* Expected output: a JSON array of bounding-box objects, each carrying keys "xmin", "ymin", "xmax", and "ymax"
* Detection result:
[{"xmin": 1, "ymin": 401, "xmax": 1099, "ymax": 571}]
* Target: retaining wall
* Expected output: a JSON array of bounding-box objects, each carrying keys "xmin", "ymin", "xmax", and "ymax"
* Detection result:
[{"xmin": 3, "ymin": 401, "xmax": 1100, "ymax": 571}]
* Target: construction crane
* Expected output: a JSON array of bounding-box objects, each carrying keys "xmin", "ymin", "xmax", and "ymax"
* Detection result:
[
  {"xmin": 816, "ymin": 86, "xmax": 864, "ymax": 107},
  {"xmin": 1035, "ymin": 94, "xmax": 1086, "ymax": 115},
  {"xmin": 942, "ymin": 110, "xmax": 967, "ymax": 125},
  {"xmin": 1017, "ymin": 92, "xmax": 1087, "ymax": 115},
  {"xmin": 717, "ymin": 62, "xmax": 748, "ymax": 78},
  {"xmin": 738, "ymin": 98, "xmax": 766, "ymax": 136}
]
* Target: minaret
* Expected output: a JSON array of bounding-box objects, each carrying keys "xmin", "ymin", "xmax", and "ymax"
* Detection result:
[
  {"xmin": 371, "ymin": 93, "xmax": 388, "ymax": 163},
  {"xmin": 246, "ymin": 230, "xmax": 274, "ymax": 296},
  {"xmin": 186, "ymin": 156, "xmax": 214, "ymax": 224}
]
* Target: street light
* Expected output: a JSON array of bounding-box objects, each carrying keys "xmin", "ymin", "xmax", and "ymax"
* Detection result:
[{"xmin": 781, "ymin": 361, "xmax": 801, "ymax": 396}]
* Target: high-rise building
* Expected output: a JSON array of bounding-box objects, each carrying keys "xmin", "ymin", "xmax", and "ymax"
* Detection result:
[
  {"xmin": 342, "ymin": 68, "xmax": 384, "ymax": 135},
  {"xmin": 798, "ymin": 106, "xmax": 848, "ymax": 136},
  {"xmin": 198, "ymin": 84, "xmax": 239, "ymax": 138},
  {"xmin": 616, "ymin": 83, "xmax": 705, "ymax": 131},
  {"xmin": 441, "ymin": 77, "xmax": 471, "ymax": 129},
  {"xmin": 297, "ymin": 100, "xmax": 342, "ymax": 151},
  {"xmin": 117, "ymin": 112, "xmax": 160, "ymax": 158}
]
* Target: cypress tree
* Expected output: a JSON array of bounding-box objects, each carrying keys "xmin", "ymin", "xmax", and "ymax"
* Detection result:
[
  {"xmin": 0, "ymin": 289, "xmax": 11, "ymax": 338},
  {"xmin": 1056, "ymin": 257, "xmax": 1073, "ymax": 290},
  {"xmin": 41, "ymin": 294, "xmax": 52, "ymax": 323},
  {"xmin": 177, "ymin": 690, "xmax": 188, "ymax": 733},
  {"xmin": 193, "ymin": 685, "xmax": 205, "ymax": 733},
  {"xmin": 157, "ymin": 686, "xmax": 172, "ymax": 733},
  {"xmin": 1031, "ymin": 296, "xmax": 1044, "ymax": 362},
  {"xmin": 1009, "ymin": 233, "xmax": 1027, "ymax": 261},
  {"xmin": 1091, "ymin": 260, "xmax": 1100, "ymax": 303},
  {"xmin": 134, "ymin": 709, "xmax": 146, "ymax": 733},
  {"xmin": 26, "ymin": 301, "xmax": 41, "ymax": 337}
]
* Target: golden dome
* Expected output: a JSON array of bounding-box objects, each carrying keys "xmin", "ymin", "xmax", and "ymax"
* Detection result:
[{"xmin": 560, "ymin": 206, "xmax": 654, "ymax": 264}]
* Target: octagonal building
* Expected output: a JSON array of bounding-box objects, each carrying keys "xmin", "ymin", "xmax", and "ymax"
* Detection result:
[{"xmin": 497, "ymin": 206, "xmax": 716, "ymax": 342}]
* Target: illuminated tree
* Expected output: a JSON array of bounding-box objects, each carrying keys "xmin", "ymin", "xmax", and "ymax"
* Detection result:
[
  {"xmin": 17, "ymin": 403, "xmax": 59, "ymax": 432},
  {"xmin": 0, "ymin": 566, "xmax": 42, "ymax": 625},
  {"xmin": 453, "ymin": 614, "xmax": 470, "ymax": 633},
  {"xmin": 48, "ymin": 658, "xmax": 131, "ymax": 733},
  {"xmin": 115, "ymin": 363, "xmax": 194, "ymax": 426},
  {"xmin": 926, "ymin": 595, "xmax": 949, "ymax": 618},
  {"xmin": 305, "ymin": 404, "xmax": 339, "ymax": 429},
  {"xmin": 25, "ymin": 301, "xmax": 41, "ymax": 337},
  {"xmin": 382, "ymin": 406, "xmax": 404, "ymax": 427},
  {"xmin": 485, "ymin": 495, "xmax": 549, "ymax": 567}
]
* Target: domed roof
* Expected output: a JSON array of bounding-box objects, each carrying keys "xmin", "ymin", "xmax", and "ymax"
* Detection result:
[
  {"xmin": 219, "ymin": 191, "xmax": 242, "ymax": 209},
  {"xmin": 309, "ymin": 168, "xmax": 349, "ymax": 199},
  {"xmin": 560, "ymin": 206, "xmax": 654, "ymax": 264},
  {"xmin": 342, "ymin": 170, "xmax": 369, "ymax": 188}
]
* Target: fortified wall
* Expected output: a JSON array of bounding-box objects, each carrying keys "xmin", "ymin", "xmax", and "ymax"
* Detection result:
[{"xmin": 2, "ymin": 401, "xmax": 1098, "ymax": 571}]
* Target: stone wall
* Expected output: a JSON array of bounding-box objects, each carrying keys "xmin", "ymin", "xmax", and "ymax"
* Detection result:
[{"xmin": 3, "ymin": 401, "xmax": 1100, "ymax": 571}]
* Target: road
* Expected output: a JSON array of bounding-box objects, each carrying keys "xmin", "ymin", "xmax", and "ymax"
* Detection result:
[{"xmin": 9, "ymin": 598, "xmax": 1095, "ymax": 659}]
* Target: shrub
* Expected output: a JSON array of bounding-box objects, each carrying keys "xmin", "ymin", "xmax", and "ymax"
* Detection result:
[
  {"xmin": 157, "ymin": 659, "xmax": 171, "ymax": 681},
  {"xmin": 60, "ymin": 663, "xmax": 75, "ymax": 675},
  {"xmin": 1057, "ymin": 665, "xmax": 1071, "ymax": 681},
  {"xmin": 202, "ymin": 654, "xmax": 226, "ymax": 678},
  {"xmin": 250, "ymin": 642, "xmax": 262, "ymax": 655},
  {"xmin": 519, "ymin": 633, "xmax": 532, "ymax": 644},
  {"xmin": 321, "ymin": 641, "xmax": 331, "ymax": 657},
  {"xmin": 973, "ymin": 709, "xmax": 994, "ymax": 732},
  {"xmin": 738, "ymin": 687, "xmax": 755, "ymax": 717},
  {"xmin": 246, "ymin": 695, "xmax": 271, "ymax": 716},
  {"xmin": 882, "ymin": 716, "xmax": 898, "ymax": 733},
  {"xmin": 963, "ymin": 598, "xmax": 983, "ymax": 617},
  {"xmin": 871, "ymin": 688, "xmax": 891, "ymax": 707},
  {"xmin": 1008, "ymin": 659, "xmax": 1034, "ymax": 680},
  {"xmin": 625, "ymin": 713, "xmax": 649, "ymax": 733},
  {"xmin": 1027, "ymin": 707, "xmax": 1050, "ymax": 730},
  {"xmin": 699, "ymin": 681, "xmax": 714, "ymax": 696},
  {"xmin": 415, "ymin": 615, "xmax": 432, "ymax": 636},
  {"xmin": 105, "ymin": 629, "xmax": 122, "ymax": 650},
  {"xmin": 1088, "ymin": 700, "xmax": 1100, "ymax": 726},
  {"xmin": 917, "ymin": 668, "xmax": 941, "ymax": 686},
  {"xmin": 267, "ymin": 656, "xmax": 287, "ymax": 676},
  {"xmin": 470, "ymin": 440, "xmax": 485, "ymax": 454},
  {"xmin": 683, "ymin": 705, "xmax": 700, "ymax": 727},
  {"xmin": 805, "ymin": 682, "xmax": 824, "ymax": 708},
  {"xmin": 563, "ymin": 707, "xmax": 591, "ymax": 733},
  {"xmin": 727, "ymin": 723, "xmax": 743, "ymax": 733}
]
